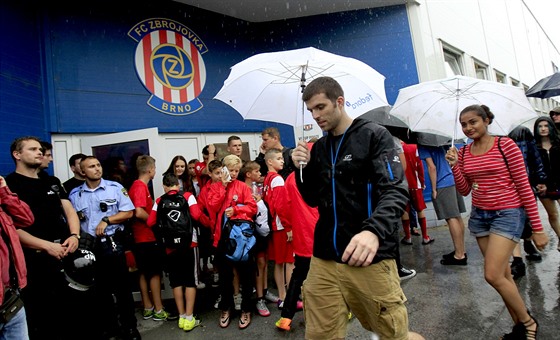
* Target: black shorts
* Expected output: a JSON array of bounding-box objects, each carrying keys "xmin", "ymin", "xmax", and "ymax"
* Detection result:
[
  {"xmin": 132, "ymin": 242, "xmax": 165, "ymax": 278},
  {"xmin": 166, "ymin": 246, "xmax": 200, "ymax": 288}
]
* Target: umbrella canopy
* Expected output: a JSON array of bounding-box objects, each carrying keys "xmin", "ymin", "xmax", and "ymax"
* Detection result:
[
  {"xmin": 214, "ymin": 47, "xmax": 389, "ymax": 128},
  {"xmin": 390, "ymin": 75, "xmax": 539, "ymax": 142},
  {"xmin": 525, "ymin": 72, "xmax": 560, "ymax": 99}
]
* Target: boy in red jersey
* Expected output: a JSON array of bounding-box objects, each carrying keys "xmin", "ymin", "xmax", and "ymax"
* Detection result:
[{"xmin": 263, "ymin": 148, "xmax": 294, "ymax": 309}]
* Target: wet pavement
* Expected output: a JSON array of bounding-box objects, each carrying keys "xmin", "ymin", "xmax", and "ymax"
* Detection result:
[{"xmin": 137, "ymin": 203, "xmax": 560, "ymax": 339}]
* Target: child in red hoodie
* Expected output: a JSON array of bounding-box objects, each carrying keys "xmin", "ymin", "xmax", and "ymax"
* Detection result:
[{"xmin": 207, "ymin": 155, "xmax": 257, "ymax": 330}]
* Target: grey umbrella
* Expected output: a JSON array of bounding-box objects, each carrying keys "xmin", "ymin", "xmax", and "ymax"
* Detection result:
[{"xmin": 526, "ymin": 72, "xmax": 560, "ymax": 98}]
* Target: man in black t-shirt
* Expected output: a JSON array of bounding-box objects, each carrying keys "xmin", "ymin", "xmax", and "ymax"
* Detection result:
[
  {"xmin": 6, "ymin": 136, "xmax": 85, "ymax": 340},
  {"xmin": 63, "ymin": 153, "xmax": 87, "ymax": 193}
]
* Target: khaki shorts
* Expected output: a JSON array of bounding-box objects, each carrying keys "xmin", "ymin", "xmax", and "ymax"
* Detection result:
[{"xmin": 303, "ymin": 257, "xmax": 409, "ymax": 340}]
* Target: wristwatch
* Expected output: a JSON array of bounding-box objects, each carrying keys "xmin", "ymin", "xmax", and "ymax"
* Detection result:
[
  {"xmin": 102, "ymin": 216, "xmax": 111, "ymax": 225},
  {"xmin": 70, "ymin": 233, "xmax": 80, "ymax": 240}
]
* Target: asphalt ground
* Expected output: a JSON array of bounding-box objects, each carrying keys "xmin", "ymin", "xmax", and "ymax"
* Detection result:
[{"xmin": 136, "ymin": 202, "xmax": 560, "ymax": 339}]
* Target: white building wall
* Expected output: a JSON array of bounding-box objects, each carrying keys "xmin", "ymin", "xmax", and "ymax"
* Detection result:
[{"xmin": 407, "ymin": 0, "xmax": 560, "ymax": 114}]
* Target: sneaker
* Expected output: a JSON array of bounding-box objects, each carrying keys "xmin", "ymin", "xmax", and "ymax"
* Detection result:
[
  {"xmin": 214, "ymin": 295, "xmax": 221, "ymax": 309},
  {"xmin": 167, "ymin": 312, "xmax": 179, "ymax": 321},
  {"xmin": 142, "ymin": 307, "xmax": 154, "ymax": 320},
  {"xmin": 398, "ymin": 267, "xmax": 417, "ymax": 281},
  {"xmin": 411, "ymin": 228, "xmax": 421, "ymax": 236},
  {"xmin": 400, "ymin": 237, "xmax": 412, "ymax": 245},
  {"xmin": 422, "ymin": 237, "xmax": 435, "ymax": 245},
  {"xmin": 511, "ymin": 260, "xmax": 526, "ymax": 280},
  {"xmin": 277, "ymin": 300, "xmax": 284, "ymax": 309},
  {"xmin": 183, "ymin": 317, "xmax": 201, "ymax": 331},
  {"xmin": 523, "ymin": 240, "xmax": 542, "ymax": 261},
  {"xmin": 264, "ymin": 290, "xmax": 279, "ymax": 303},
  {"xmin": 211, "ymin": 273, "xmax": 219, "ymax": 287},
  {"xmin": 152, "ymin": 309, "xmax": 169, "ymax": 321},
  {"xmin": 234, "ymin": 293, "xmax": 242, "ymax": 311},
  {"xmin": 275, "ymin": 317, "xmax": 292, "ymax": 331},
  {"xmin": 296, "ymin": 300, "xmax": 303, "ymax": 310},
  {"xmin": 440, "ymin": 251, "xmax": 468, "ymax": 265},
  {"xmin": 178, "ymin": 317, "xmax": 186, "ymax": 329},
  {"xmin": 219, "ymin": 310, "xmax": 231, "ymax": 328},
  {"xmin": 238, "ymin": 311, "xmax": 251, "ymax": 329},
  {"xmin": 256, "ymin": 299, "xmax": 271, "ymax": 317}
]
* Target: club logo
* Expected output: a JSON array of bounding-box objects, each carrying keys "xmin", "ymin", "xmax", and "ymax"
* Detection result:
[{"xmin": 128, "ymin": 18, "xmax": 208, "ymax": 115}]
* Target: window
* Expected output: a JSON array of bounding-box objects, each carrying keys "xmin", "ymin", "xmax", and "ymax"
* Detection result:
[
  {"xmin": 495, "ymin": 70, "xmax": 506, "ymax": 83},
  {"xmin": 510, "ymin": 78, "xmax": 520, "ymax": 87},
  {"xmin": 553, "ymin": 62, "xmax": 558, "ymax": 73},
  {"xmin": 442, "ymin": 46, "xmax": 464, "ymax": 76},
  {"xmin": 474, "ymin": 60, "xmax": 488, "ymax": 80}
]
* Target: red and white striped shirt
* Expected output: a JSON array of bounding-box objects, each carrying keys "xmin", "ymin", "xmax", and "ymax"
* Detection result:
[{"xmin": 452, "ymin": 136, "xmax": 543, "ymax": 232}]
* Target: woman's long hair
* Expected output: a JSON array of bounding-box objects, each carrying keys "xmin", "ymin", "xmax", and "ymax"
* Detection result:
[
  {"xmin": 163, "ymin": 155, "xmax": 194, "ymax": 194},
  {"xmin": 534, "ymin": 116, "xmax": 560, "ymax": 147}
]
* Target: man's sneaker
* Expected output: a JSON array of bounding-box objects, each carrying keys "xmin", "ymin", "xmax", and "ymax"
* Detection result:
[
  {"xmin": 256, "ymin": 299, "xmax": 271, "ymax": 317},
  {"xmin": 234, "ymin": 293, "xmax": 242, "ymax": 311},
  {"xmin": 400, "ymin": 237, "xmax": 412, "ymax": 245},
  {"xmin": 152, "ymin": 309, "xmax": 169, "ymax": 321},
  {"xmin": 238, "ymin": 311, "xmax": 251, "ymax": 329},
  {"xmin": 183, "ymin": 317, "xmax": 201, "ymax": 331},
  {"xmin": 275, "ymin": 317, "xmax": 292, "ymax": 331},
  {"xmin": 398, "ymin": 267, "xmax": 417, "ymax": 281},
  {"xmin": 142, "ymin": 307, "xmax": 154, "ymax": 320},
  {"xmin": 214, "ymin": 295, "xmax": 221, "ymax": 309},
  {"xmin": 523, "ymin": 240, "xmax": 542, "ymax": 261},
  {"xmin": 511, "ymin": 260, "xmax": 526, "ymax": 280},
  {"xmin": 211, "ymin": 273, "xmax": 219, "ymax": 287},
  {"xmin": 264, "ymin": 290, "xmax": 279, "ymax": 303},
  {"xmin": 277, "ymin": 300, "xmax": 284, "ymax": 309},
  {"xmin": 440, "ymin": 251, "xmax": 468, "ymax": 265}
]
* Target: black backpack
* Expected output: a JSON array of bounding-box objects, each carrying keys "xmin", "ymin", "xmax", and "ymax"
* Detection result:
[{"xmin": 154, "ymin": 192, "xmax": 193, "ymax": 248}]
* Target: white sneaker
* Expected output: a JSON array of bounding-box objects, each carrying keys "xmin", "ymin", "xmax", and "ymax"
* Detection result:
[
  {"xmin": 214, "ymin": 295, "xmax": 221, "ymax": 309},
  {"xmin": 234, "ymin": 293, "xmax": 242, "ymax": 311},
  {"xmin": 256, "ymin": 299, "xmax": 270, "ymax": 317},
  {"xmin": 264, "ymin": 290, "xmax": 279, "ymax": 303}
]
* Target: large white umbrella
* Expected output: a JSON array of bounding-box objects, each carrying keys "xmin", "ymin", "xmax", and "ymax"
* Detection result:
[
  {"xmin": 390, "ymin": 75, "xmax": 539, "ymax": 144},
  {"xmin": 214, "ymin": 47, "xmax": 389, "ymax": 128}
]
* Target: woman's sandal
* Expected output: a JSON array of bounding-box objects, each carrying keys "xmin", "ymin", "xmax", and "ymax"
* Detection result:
[{"xmin": 521, "ymin": 317, "xmax": 538, "ymax": 340}]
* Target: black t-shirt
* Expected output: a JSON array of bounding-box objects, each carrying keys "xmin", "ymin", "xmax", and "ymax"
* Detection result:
[
  {"xmin": 5, "ymin": 172, "xmax": 69, "ymax": 243},
  {"xmin": 63, "ymin": 177, "xmax": 85, "ymax": 194}
]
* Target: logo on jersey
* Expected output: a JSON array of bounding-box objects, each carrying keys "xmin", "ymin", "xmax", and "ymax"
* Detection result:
[{"xmin": 128, "ymin": 18, "xmax": 208, "ymax": 115}]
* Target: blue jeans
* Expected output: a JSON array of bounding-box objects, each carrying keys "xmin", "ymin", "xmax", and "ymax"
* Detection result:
[
  {"xmin": 0, "ymin": 307, "xmax": 29, "ymax": 340},
  {"xmin": 468, "ymin": 207, "xmax": 525, "ymax": 242}
]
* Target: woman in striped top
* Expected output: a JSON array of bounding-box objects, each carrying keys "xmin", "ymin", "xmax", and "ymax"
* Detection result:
[{"xmin": 446, "ymin": 104, "xmax": 548, "ymax": 340}]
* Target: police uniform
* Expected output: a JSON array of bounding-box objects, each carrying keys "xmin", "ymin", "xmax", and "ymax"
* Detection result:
[{"xmin": 69, "ymin": 178, "xmax": 139, "ymax": 338}]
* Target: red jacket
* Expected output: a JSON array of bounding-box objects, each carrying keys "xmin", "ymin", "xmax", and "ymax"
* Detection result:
[
  {"xmin": 285, "ymin": 172, "xmax": 317, "ymax": 257},
  {"xmin": 263, "ymin": 172, "xmax": 292, "ymax": 232},
  {"xmin": 207, "ymin": 180, "xmax": 257, "ymax": 248},
  {"xmin": 0, "ymin": 186, "xmax": 34, "ymax": 303}
]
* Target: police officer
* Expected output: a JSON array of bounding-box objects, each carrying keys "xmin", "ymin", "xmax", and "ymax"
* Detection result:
[{"xmin": 69, "ymin": 156, "xmax": 140, "ymax": 340}]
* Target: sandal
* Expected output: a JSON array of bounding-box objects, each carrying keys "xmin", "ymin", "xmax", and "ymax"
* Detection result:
[
  {"xmin": 219, "ymin": 310, "xmax": 231, "ymax": 328},
  {"xmin": 521, "ymin": 317, "xmax": 538, "ymax": 340}
]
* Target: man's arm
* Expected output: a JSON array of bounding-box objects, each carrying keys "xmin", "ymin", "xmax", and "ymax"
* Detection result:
[
  {"xmin": 61, "ymin": 198, "xmax": 80, "ymax": 254},
  {"xmin": 425, "ymin": 157, "xmax": 438, "ymax": 199}
]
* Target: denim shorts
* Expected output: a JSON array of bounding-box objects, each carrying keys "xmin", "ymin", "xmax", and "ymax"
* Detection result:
[{"xmin": 468, "ymin": 207, "xmax": 525, "ymax": 242}]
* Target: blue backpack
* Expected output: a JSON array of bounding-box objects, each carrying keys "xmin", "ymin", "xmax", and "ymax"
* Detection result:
[{"xmin": 220, "ymin": 218, "xmax": 256, "ymax": 262}]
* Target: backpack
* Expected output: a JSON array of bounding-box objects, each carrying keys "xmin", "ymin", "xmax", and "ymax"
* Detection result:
[
  {"xmin": 154, "ymin": 192, "xmax": 193, "ymax": 248},
  {"xmin": 219, "ymin": 218, "xmax": 256, "ymax": 262}
]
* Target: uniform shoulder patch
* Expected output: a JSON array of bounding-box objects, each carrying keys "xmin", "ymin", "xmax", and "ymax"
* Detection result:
[{"xmin": 121, "ymin": 188, "xmax": 129, "ymax": 197}]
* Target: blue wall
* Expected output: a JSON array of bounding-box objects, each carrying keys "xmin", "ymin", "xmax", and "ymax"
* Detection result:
[{"xmin": 0, "ymin": 2, "xmax": 419, "ymax": 176}]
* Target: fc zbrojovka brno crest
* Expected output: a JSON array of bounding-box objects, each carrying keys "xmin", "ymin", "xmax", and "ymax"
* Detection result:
[{"xmin": 128, "ymin": 18, "xmax": 207, "ymax": 115}]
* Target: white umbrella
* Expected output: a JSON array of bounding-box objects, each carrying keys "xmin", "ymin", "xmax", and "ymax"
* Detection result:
[
  {"xmin": 214, "ymin": 47, "xmax": 389, "ymax": 129},
  {"xmin": 390, "ymin": 75, "xmax": 539, "ymax": 145}
]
